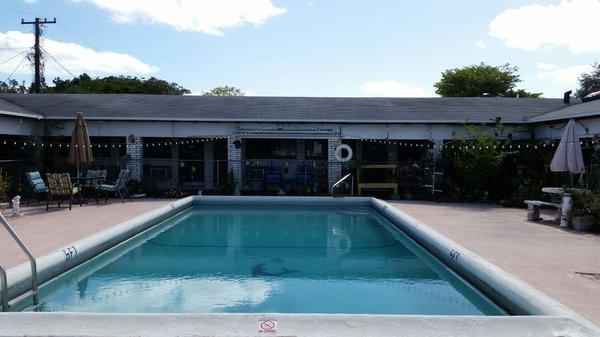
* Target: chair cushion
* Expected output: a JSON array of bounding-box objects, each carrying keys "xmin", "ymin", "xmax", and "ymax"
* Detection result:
[
  {"xmin": 47, "ymin": 173, "xmax": 73, "ymax": 196},
  {"xmin": 98, "ymin": 184, "xmax": 116, "ymax": 191}
]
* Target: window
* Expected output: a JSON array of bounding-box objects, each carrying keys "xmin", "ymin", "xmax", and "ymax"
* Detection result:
[
  {"xmin": 90, "ymin": 137, "xmax": 125, "ymax": 158},
  {"xmin": 179, "ymin": 141, "xmax": 204, "ymax": 159},
  {"xmin": 245, "ymin": 139, "xmax": 297, "ymax": 159},
  {"xmin": 143, "ymin": 165, "xmax": 172, "ymax": 180},
  {"xmin": 305, "ymin": 139, "xmax": 327, "ymax": 159},
  {"xmin": 143, "ymin": 138, "xmax": 172, "ymax": 158}
]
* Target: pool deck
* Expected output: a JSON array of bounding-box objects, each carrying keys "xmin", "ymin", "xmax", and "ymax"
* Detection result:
[
  {"xmin": 388, "ymin": 200, "xmax": 600, "ymax": 326},
  {"xmin": 1, "ymin": 198, "xmax": 599, "ymax": 325}
]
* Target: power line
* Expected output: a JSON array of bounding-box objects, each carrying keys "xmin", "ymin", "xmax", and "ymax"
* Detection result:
[
  {"xmin": 5, "ymin": 54, "xmax": 28, "ymax": 83},
  {"xmin": 0, "ymin": 50, "xmax": 28, "ymax": 67},
  {"xmin": 43, "ymin": 48, "xmax": 76, "ymax": 78},
  {"xmin": 57, "ymin": 21, "xmax": 100, "ymax": 52}
]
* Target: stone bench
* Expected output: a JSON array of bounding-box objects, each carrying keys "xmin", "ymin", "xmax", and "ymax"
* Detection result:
[{"xmin": 524, "ymin": 200, "xmax": 561, "ymax": 221}]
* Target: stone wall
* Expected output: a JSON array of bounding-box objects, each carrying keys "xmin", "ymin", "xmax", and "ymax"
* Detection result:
[
  {"xmin": 125, "ymin": 136, "xmax": 142, "ymax": 181},
  {"xmin": 327, "ymin": 138, "xmax": 342, "ymax": 193}
]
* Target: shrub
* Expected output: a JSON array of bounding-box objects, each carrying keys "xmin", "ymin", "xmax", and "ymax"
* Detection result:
[
  {"xmin": 441, "ymin": 124, "xmax": 508, "ymax": 200},
  {"xmin": 0, "ymin": 168, "xmax": 10, "ymax": 202},
  {"xmin": 570, "ymin": 189, "xmax": 600, "ymax": 225}
]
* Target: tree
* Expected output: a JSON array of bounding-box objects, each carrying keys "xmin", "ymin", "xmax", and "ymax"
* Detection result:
[
  {"xmin": 202, "ymin": 86, "xmax": 245, "ymax": 96},
  {"xmin": 576, "ymin": 62, "xmax": 600, "ymax": 99},
  {"xmin": 0, "ymin": 79, "xmax": 27, "ymax": 94},
  {"xmin": 434, "ymin": 63, "xmax": 542, "ymax": 98},
  {"xmin": 45, "ymin": 73, "xmax": 190, "ymax": 95}
]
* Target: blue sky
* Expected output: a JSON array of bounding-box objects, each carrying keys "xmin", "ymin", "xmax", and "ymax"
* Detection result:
[{"xmin": 0, "ymin": 0, "xmax": 598, "ymax": 98}]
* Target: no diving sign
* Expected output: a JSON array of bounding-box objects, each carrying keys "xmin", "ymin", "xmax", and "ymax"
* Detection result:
[{"xmin": 257, "ymin": 319, "xmax": 278, "ymax": 334}]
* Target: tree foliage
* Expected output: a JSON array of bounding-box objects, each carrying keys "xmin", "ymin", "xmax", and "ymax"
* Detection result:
[
  {"xmin": 434, "ymin": 63, "xmax": 542, "ymax": 98},
  {"xmin": 0, "ymin": 79, "xmax": 27, "ymax": 94},
  {"xmin": 202, "ymin": 86, "xmax": 245, "ymax": 96},
  {"xmin": 441, "ymin": 124, "xmax": 509, "ymax": 200},
  {"xmin": 576, "ymin": 62, "xmax": 600, "ymax": 99},
  {"xmin": 45, "ymin": 73, "xmax": 190, "ymax": 95}
]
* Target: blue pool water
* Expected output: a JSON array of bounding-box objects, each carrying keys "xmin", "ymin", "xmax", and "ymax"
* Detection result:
[{"xmin": 27, "ymin": 204, "xmax": 503, "ymax": 315}]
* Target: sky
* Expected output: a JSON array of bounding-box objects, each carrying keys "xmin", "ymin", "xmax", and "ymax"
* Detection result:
[{"xmin": 0, "ymin": 0, "xmax": 598, "ymax": 98}]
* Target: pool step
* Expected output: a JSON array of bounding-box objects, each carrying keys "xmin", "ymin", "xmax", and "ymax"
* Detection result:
[{"xmin": 7, "ymin": 289, "xmax": 39, "ymax": 309}]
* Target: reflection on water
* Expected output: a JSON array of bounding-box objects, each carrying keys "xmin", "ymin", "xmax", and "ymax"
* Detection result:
[{"xmin": 28, "ymin": 205, "xmax": 503, "ymax": 315}]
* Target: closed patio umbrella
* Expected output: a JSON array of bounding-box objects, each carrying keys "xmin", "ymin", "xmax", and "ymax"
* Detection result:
[
  {"xmin": 550, "ymin": 119, "xmax": 585, "ymax": 175},
  {"xmin": 67, "ymin": 112, "xmax": 93, "ymax": 176}
]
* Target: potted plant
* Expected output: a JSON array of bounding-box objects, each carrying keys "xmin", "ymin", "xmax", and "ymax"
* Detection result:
[{"xmin": 569, "ymin": 189, "xmax": 597, "ymax": 231}]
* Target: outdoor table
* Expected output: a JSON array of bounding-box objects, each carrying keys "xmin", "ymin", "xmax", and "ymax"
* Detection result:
[
  {"xmin": 541, "ymin": 187, "xmax": 580, "ymax": 227},
  {"xmin": 70, "ymin": 176, "xmax": 105, "ymax": 204}
]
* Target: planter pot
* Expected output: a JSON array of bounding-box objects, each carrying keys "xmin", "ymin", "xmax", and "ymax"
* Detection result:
[{"xmin": 571, "ymin": 216, "xmax": 593, "ymax": 232}]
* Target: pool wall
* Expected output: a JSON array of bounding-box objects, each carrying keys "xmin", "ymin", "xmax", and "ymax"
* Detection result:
[
  {"xmin": 1, "ymin": 195, "xmax": 598, "ymax": 336},
  {"xmin": 3, "ymin": 196, "xmax": 194, "ymax": 302}
]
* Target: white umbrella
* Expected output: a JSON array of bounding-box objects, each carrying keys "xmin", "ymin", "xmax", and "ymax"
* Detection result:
[{"xmin": 550, "ymin": 119, "xmax": 585, "ymax": 174}]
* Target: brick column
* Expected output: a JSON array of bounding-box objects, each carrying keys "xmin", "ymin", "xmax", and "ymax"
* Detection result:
[
  {"xmin": 126, "ymin": 136, "xmax": 142, "ymax": 181},
  {"xmin": 328, "ymin": 138, "xmax": 342, "ymax": 194},
  {"xmin": 227, "ymin": 137, "xmax": 243, "ymax": 195},
  {"xmin": 204, "ymin": 140, "xmax": 214, "ymax": 189}
]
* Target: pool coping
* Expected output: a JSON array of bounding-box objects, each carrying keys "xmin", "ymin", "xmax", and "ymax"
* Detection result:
[{"xmin": 0, "ymin": 196, "xmax": 599, "ymax": 336}]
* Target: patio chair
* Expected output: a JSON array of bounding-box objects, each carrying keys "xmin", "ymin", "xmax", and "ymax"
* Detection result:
[
  {"xmin": 295, "ymin": 165, "xmax": 314, "ymax": 184},
  {"xmin": 95, "ymin": 169, "xmax": 132, "ymax": 204},
  {"xmin": 264, "ymin": 165, "xmax": 282, "ymax": 186},
  {"xmin": 85, "ymin": 169, "xmax": 107, "ymax": 188},
  {"xmin": 46, "ymin": 173, "xmax": 82, "ymax": 211},
  {"xmin": 25, "ymin": 171, "xmax": 48, "ymax": 205}
]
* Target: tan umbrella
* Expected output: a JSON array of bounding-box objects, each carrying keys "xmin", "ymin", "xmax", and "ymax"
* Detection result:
[{"xmin": 67, "ymin": 112, "xmax": 93, "ymax": 176}]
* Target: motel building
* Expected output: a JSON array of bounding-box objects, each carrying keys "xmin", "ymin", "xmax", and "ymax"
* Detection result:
[{"xmin": 1, "ymin": 93, "xmax": 600, "ymax": 196}]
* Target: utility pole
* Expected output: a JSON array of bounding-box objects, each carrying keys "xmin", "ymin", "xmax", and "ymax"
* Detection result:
[{"xmin": 21, "ymin": 17, "xmax": 56, "ymax": 93}]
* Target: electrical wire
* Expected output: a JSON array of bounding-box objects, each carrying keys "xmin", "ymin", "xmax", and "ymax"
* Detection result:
[
  {"xmin": 0, "ymin": 50, "xmax": 28, "ymax": 67},
  {"xmin": 4, "ymin": 54, "xmax": 28, "ymax": 83},
  {"xmin": 57, "ymin": 21, "xmax": 100, "ymax": 52},
  {"xmin": 42, "ymin": 48, "xmax": 76, "ymax": 78}
]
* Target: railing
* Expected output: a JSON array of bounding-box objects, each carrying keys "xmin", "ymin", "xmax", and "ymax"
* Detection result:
[
  {"xmin": 0, "ymin": 213, "xmax": 39, "ymax": 310},
  {"xmin": 332, "ymin": 173, "xmax": 353, "ymax": 197}
]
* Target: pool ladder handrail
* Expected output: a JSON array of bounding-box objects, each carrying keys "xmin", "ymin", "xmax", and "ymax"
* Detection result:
[
  {"xmin": 332, "ymin": 173, "xmax": 353, "ymax": 197},
  {"xmin": 0, "ymin": 213, "xmax": 39, "ymax": 310}
]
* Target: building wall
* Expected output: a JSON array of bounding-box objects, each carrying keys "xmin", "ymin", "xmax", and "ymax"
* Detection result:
[
  {"xmin": 533, "ymin": 117, "xmax": 600, "ymax": 139},
  {"xmin": 0, "ymin": 116, "xmax": 41, "ymax": 136}
]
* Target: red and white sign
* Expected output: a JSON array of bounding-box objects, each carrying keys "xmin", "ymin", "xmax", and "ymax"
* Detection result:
[{"xmin": 257, "ymin": 319, "xmax": 278, "ymax": 334}]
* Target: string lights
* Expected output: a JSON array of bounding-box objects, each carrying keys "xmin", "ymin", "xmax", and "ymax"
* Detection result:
[{"xmin": 1, "ymin": 123, "xmax": 598, "ymax": 152}]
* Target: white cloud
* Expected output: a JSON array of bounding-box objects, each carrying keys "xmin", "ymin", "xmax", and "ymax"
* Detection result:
[
  {"xmin": 361, "ymin": 80, "xmax": 434, "ymax": 97},
  {"xmin": 0, "ymin": 30, "xmax": 158, "ymax": 78},
  {"xmin": 75, "ymin": 0, "xmax": 286, "ymax": 36},
  {"xmin": 537, "ymin": 62, "xmax": 592, "ymax": 84},
  {"xmin": 22, "ymin": 0, "xmax": 37, "ymax": 3},
  {"xmin": 489, "ymin": 0, "xmax": 600, "ymax": 53},
  {"xmin": 475, "ymin": 40, "xmax": 486, "ymax": 49}
]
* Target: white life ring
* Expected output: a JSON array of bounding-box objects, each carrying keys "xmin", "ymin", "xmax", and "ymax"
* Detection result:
[{"xmin": 334, "ymin": 144, "xmax": 353, "ymax": 162}]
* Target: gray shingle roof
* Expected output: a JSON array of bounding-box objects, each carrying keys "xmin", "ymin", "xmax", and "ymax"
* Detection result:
[
  {"xmin": 527, "ymin": 99, "xmax": 600, "ymax": 123},
  {"xmin": 0, "ymin": 97, "xmax": 42, "ymax": 119},
  {"xmin": 0, "ymin": 94, "xmax": 568, "ymax": 124}
]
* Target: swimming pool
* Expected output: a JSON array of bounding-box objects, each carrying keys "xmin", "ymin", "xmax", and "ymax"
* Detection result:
[
  {"xmin": 21, "ymin": 204, "xmax": 502, "ymax": 315},
  {"xmin": 2, "ymin": 196, "xmax": 597, "ymax": 337}
]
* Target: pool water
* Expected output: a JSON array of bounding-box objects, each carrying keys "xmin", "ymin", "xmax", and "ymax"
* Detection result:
[{"xmin": 27, "ymin": 204, "xmax": 503, "ymax": 315}]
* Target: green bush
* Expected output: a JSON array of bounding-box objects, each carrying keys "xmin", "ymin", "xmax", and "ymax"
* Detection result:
[
  {"xmin": 570, "ymin": 190, "xmax": 600, "ymax": 225},
  {"xmin": 0, "ymin": 168, "xmax": 10, "ymax": 202},
  {"xmin": 441, "ymin": 124, "xmax": 508, "ymax": 200}
]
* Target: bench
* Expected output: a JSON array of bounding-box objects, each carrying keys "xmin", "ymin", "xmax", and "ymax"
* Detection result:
[{"xmin": 524, "ymin": 200, "xmax": 561, "ymax": 221}]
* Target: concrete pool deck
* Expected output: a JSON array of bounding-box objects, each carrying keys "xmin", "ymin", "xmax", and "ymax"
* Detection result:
[
  {"xmin": 1, "ymin": 198, "xmax": 599, "ymax": 325},
  {"xmin": 388, "ymin": 200, "xmax": 600, "ymax": 325}
]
